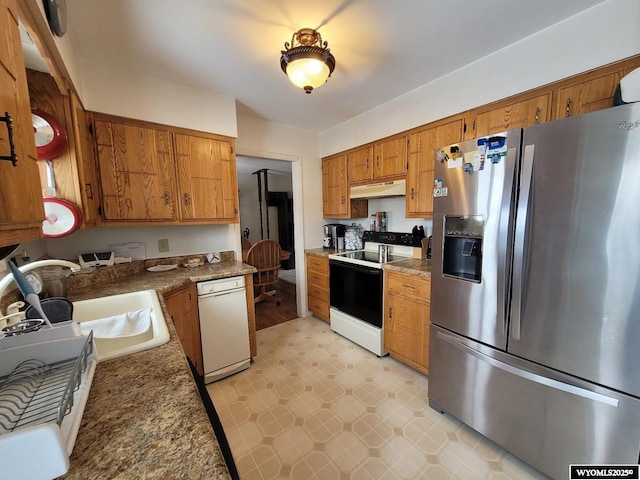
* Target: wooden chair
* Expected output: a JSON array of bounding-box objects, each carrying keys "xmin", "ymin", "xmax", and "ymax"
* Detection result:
[{"xmin": 246, "ymin": 239, "xmax": 281, "ymax": 305}]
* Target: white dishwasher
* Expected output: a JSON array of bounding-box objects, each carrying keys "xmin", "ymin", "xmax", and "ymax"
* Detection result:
[{"xmin": 197, "ymin": 276, "xmax": 250, "ymax": 383}]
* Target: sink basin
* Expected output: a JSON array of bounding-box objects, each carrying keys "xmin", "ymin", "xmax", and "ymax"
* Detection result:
[{"xmin": 73, "ymin": 290, "xmax": 170, "ymax": 361}]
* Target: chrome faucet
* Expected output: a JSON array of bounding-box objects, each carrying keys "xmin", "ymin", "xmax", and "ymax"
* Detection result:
[{"xmin": 0, "ymin": 260, "xmax": 81, "ymax": 315}]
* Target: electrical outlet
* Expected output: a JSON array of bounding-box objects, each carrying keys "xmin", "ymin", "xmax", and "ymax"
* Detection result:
[{"xmin": 158, "ymin": 238, "xmax": 169, "ymax": 253}]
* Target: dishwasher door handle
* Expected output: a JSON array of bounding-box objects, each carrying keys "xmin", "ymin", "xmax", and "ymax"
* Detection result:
[{"xmin": 198, "ymin": 288, "xmax": 245, "ymax": 299}]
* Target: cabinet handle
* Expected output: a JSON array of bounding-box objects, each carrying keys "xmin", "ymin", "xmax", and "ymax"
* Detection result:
[
  {"xmin": 85, "ymin": 183, "xmax": 94, "ymax": 200},
  {"xmin": 163, "ymin": 191, "xmax": 171, "ymax": 205},
  {"xmin": 410, "ymin": 188, "xmax": 415, "ymax": 199},
  {"xmin": 0, "ymin": 112, "xmax": 18, "ymax": 166},
  {"xmin": 184, "ymin": 193, "xmax": 191, "ymax": 205},
  {"xmin": 535, "ymin": 107, "xmax": 541, "ymax": 125},
  {"xmin": 388, "ymin": 307, "xmax": 392, "ymax": 318},
  {"xmin": 565, "ymin": 98, "xmax": 572, "ymax": 117},
  {"xmin": 366, "ymin": 158, "xmax": 369, "ymax": 169},
  {"xmin": 376, "ymin": 155, "xmax": 380, "ymax": 167},
  {"xmin": 341, "ymin": 195, "xmax": 345, "ymax": 205}
]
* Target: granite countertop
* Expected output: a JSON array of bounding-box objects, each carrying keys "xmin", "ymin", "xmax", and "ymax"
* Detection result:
[
  {"xmin": 61, "ymin": 260, "xmax": 256, "ymax": 479},
  {"xmin": 305, "ymin": 247, "xmax": 340, "ymax": 257},
  {"xmin": 383, "ymin": 257, "xmax": 431, "ymax": 277}
]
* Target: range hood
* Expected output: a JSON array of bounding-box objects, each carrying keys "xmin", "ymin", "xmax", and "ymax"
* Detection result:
[{"xmin": 350, "ymin": 179, "xmax": 406, "ymax": 199}]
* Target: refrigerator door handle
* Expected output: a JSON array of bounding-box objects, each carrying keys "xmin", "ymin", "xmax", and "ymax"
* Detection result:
[
  {"xmin": 437, "ymin": 329, "xmax": 619, "ymax": 407},
  {"xmin": 496, "ymin": 146, "xmax": 518, "ymax": 335},
  {"xmin": 511, "ymin": 144, "xmax": 535, "ymax": 340}
]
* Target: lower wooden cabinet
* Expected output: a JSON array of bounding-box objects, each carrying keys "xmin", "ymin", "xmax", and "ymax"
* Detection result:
[
  {"xmin": 306, "ymin": 253, "xmax": 330, "ymax": 322},
  {"xmin": 384, "ymin": 270, "xmax": 431, "ymax": 374},
  {"xmin": 165, "ymin": 283, "xmax": 203, "ymax": 376}
]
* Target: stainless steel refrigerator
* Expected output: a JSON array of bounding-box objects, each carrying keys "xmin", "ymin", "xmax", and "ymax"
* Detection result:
[{"xmin": 429, "ymin": 102, "xmax": 640, "ymax": 479}]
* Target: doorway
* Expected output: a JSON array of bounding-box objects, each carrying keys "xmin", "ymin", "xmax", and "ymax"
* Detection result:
[{"xmin": 236, "ymin": 156, "xmax": 298, "ymax": 328}]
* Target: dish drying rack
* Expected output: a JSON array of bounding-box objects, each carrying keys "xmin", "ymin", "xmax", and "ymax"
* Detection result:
[{"xmin": 0, "ymin": 333, "xmax": 97, "ymax": 480}]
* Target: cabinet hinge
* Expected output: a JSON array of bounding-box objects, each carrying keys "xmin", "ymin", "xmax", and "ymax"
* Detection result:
[
  {"xmin": 463, "ymin": 123, "xmax": 467, "ymax": 134},
  {"xmin": 88, "ymin": 123, "xmax": 94, "ymax": 135},
  {"xmin": 230, "ymin": 146, "xmax": 234, "ymax": 154},
  {"xmin": 97, "ymin": 205, "xmax": 103, "ymax": 216},
  {"xmin": 406, "ymin": 161, "xmax": 409, "ymax": 170}
]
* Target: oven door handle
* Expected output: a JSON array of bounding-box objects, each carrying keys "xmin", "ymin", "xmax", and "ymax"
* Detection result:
[{"xmin": 329, "ymin": 260, "xmax": 380, "ymax": 275}]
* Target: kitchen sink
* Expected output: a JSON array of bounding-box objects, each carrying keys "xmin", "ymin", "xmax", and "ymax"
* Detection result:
[{"xmin": 73, "ymin": 289, "xmax": 170, "ymax": 362}]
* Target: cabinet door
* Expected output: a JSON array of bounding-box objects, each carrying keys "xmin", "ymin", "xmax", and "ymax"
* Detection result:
[
  {"xmin": 27, "ymin": 69, "xmax": 102, "ymax": 229},
  {"xmin": 165, "ymin": 283, "xmax": 203, "ymax": 376},
  {"xmin": 306, "ymin": 253, "xmax": 329, "ymax": 322},
  {"xmin": 174, "ymin": 133, "xmax": 238, "ymax": 222},
  {"xmin": 0, "ymin": 0, "xmax": 45, "ymax": 247},
  {"xmin": 384, "ymin": 271, "xmax": 430, "ymax": 373},
  {"xmin": 347, "ymin": 145, "xmax": 373, "ymax": 185},
  {"xmin": 322, "ymin": 153, "xmax": 348, "ymax": 217},
  {"xmin": 472, "ymin": 92, "xmax": 551, "ymax": 138},
  {"xmin": 70, "ymin": 94, "xmax": 101, "ymax": 226},
  {"xmin": 406, "ymin": 116, "xmax": 465, "ymax": 218},
  {"xmin": 556, "ymin": 71, "xmax": 623, "ymax": 119},
  {"xmin": 93, "ymin": 117, "xmax": 176, "ymax": 222},
  {"xmin": 373, "ymin": 136, "xmax": 407, "ymax": 180}
]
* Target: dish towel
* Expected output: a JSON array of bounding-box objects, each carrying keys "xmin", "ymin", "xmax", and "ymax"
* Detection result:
[{"xmin": 79, "ymin": 308, "xmax": 152, "ymax": 339}]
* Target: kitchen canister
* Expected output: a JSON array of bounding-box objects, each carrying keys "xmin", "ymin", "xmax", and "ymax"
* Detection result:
[{"xmin": 344, "ymin": 223, "xmax": 363, "ymax": 250}]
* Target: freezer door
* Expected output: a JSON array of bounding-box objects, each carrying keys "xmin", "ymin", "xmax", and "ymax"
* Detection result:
[
  {"xmin": 431, "ymin": 130, "xmax": 520, "ymax": 349},
  {"xmin": 429, "ymin": 325, "xmax": 640, "ymax": 480},
  {"xmin": 510, "ymin": 102, "xmax": 640, "ymax": 397}
]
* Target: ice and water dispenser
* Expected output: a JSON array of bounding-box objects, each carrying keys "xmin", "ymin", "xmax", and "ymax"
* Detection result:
[{"xmin": 442, "ymin": 215, "xmax": 484, "ymax": 282}]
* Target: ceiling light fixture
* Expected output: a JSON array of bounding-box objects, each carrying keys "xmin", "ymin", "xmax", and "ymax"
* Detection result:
[{"xmin": 280, "ymin": 28, "xmax": 335, "ymax": 94}]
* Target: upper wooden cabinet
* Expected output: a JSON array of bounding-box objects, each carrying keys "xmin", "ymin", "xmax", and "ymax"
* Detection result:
[
  {"xmin": 347, "ymin": 135, "xmax": 407, "ymax": 185},
  {"xmin": 323, "ymin": 153, "xmax": 348, "ymax": 217},
  {"xmin": 347, "ymin": 145, "xmax": 373, "ymax": 184},
  {"xmin": 93, "ymin": 114, "xmax": 177, "ymax": 223},
  {"xmin": 556, "ymin": 72, "xmax": 621, "ymax": 119},
  {"xmin": 0, "ymin": 0, "xmax": 45, "ymax": 248},
  {"xmin": 91, "ymin": 114, "xmax": 239, "ymax": 225},
  {"xmin": 374, "ymin": 135, "xmax": 407, "ymax": 180},
  {"xmin": 554, "ymin": 57, "xmax": 640, "ymax": 119},
  {"xmin": 174, "ymin": 132, "xmax": 238, "ymax": 223},
  {"xmin": 469, "ymin": 91, "xmax": 552, "ymax": 139},
  {"xmin": 322, "ymin": 152, "xmax": 368, "ymax": 219},
  {"xmin": 406, "ymin": 115, "xmax": 466, "ymax": 218},
  {"xmin": 27, "ymin": 69, "xmax": 101, "ymax": 229}
]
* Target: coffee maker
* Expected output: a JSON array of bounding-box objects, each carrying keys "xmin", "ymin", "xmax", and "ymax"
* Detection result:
[{"xmin": 323, "ymin": 224, "xmax": 345, "ymax": 249}]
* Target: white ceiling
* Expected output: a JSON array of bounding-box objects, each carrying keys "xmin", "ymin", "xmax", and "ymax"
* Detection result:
[{"xmin": 64, "ymin": 0, "xmax": 606, "ymax": 133}]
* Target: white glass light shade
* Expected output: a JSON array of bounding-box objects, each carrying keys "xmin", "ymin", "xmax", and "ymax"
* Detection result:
[{"xmin": 286, "ymin": 57, "xmax": 330, "ymax": 90}]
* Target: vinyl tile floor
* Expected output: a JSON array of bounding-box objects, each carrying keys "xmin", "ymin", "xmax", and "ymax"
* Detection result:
[{"xmin": 206, "ymin": 317, "xmax": 548, "ymax": 480}]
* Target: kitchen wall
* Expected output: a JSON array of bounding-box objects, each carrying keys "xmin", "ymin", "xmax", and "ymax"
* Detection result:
[
  {"xmin": 79, "ymin": 61, "xmax": 237, "ymax": 138},
  {"xmin": 336, "ymin": 197, "xmax": 432, "ymax": 239},
  {"xmin": 45, "ymin": 225, "xmax": 233, "ymax": 261},
  {"xmin": 320, "ymin": 0, "xmax": 640, "ymax": 156}
]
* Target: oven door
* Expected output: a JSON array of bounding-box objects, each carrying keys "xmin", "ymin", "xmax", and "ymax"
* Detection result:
[{"xmin": 329, "ymin": 260, "xmax": 383, "ymax": 328}]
